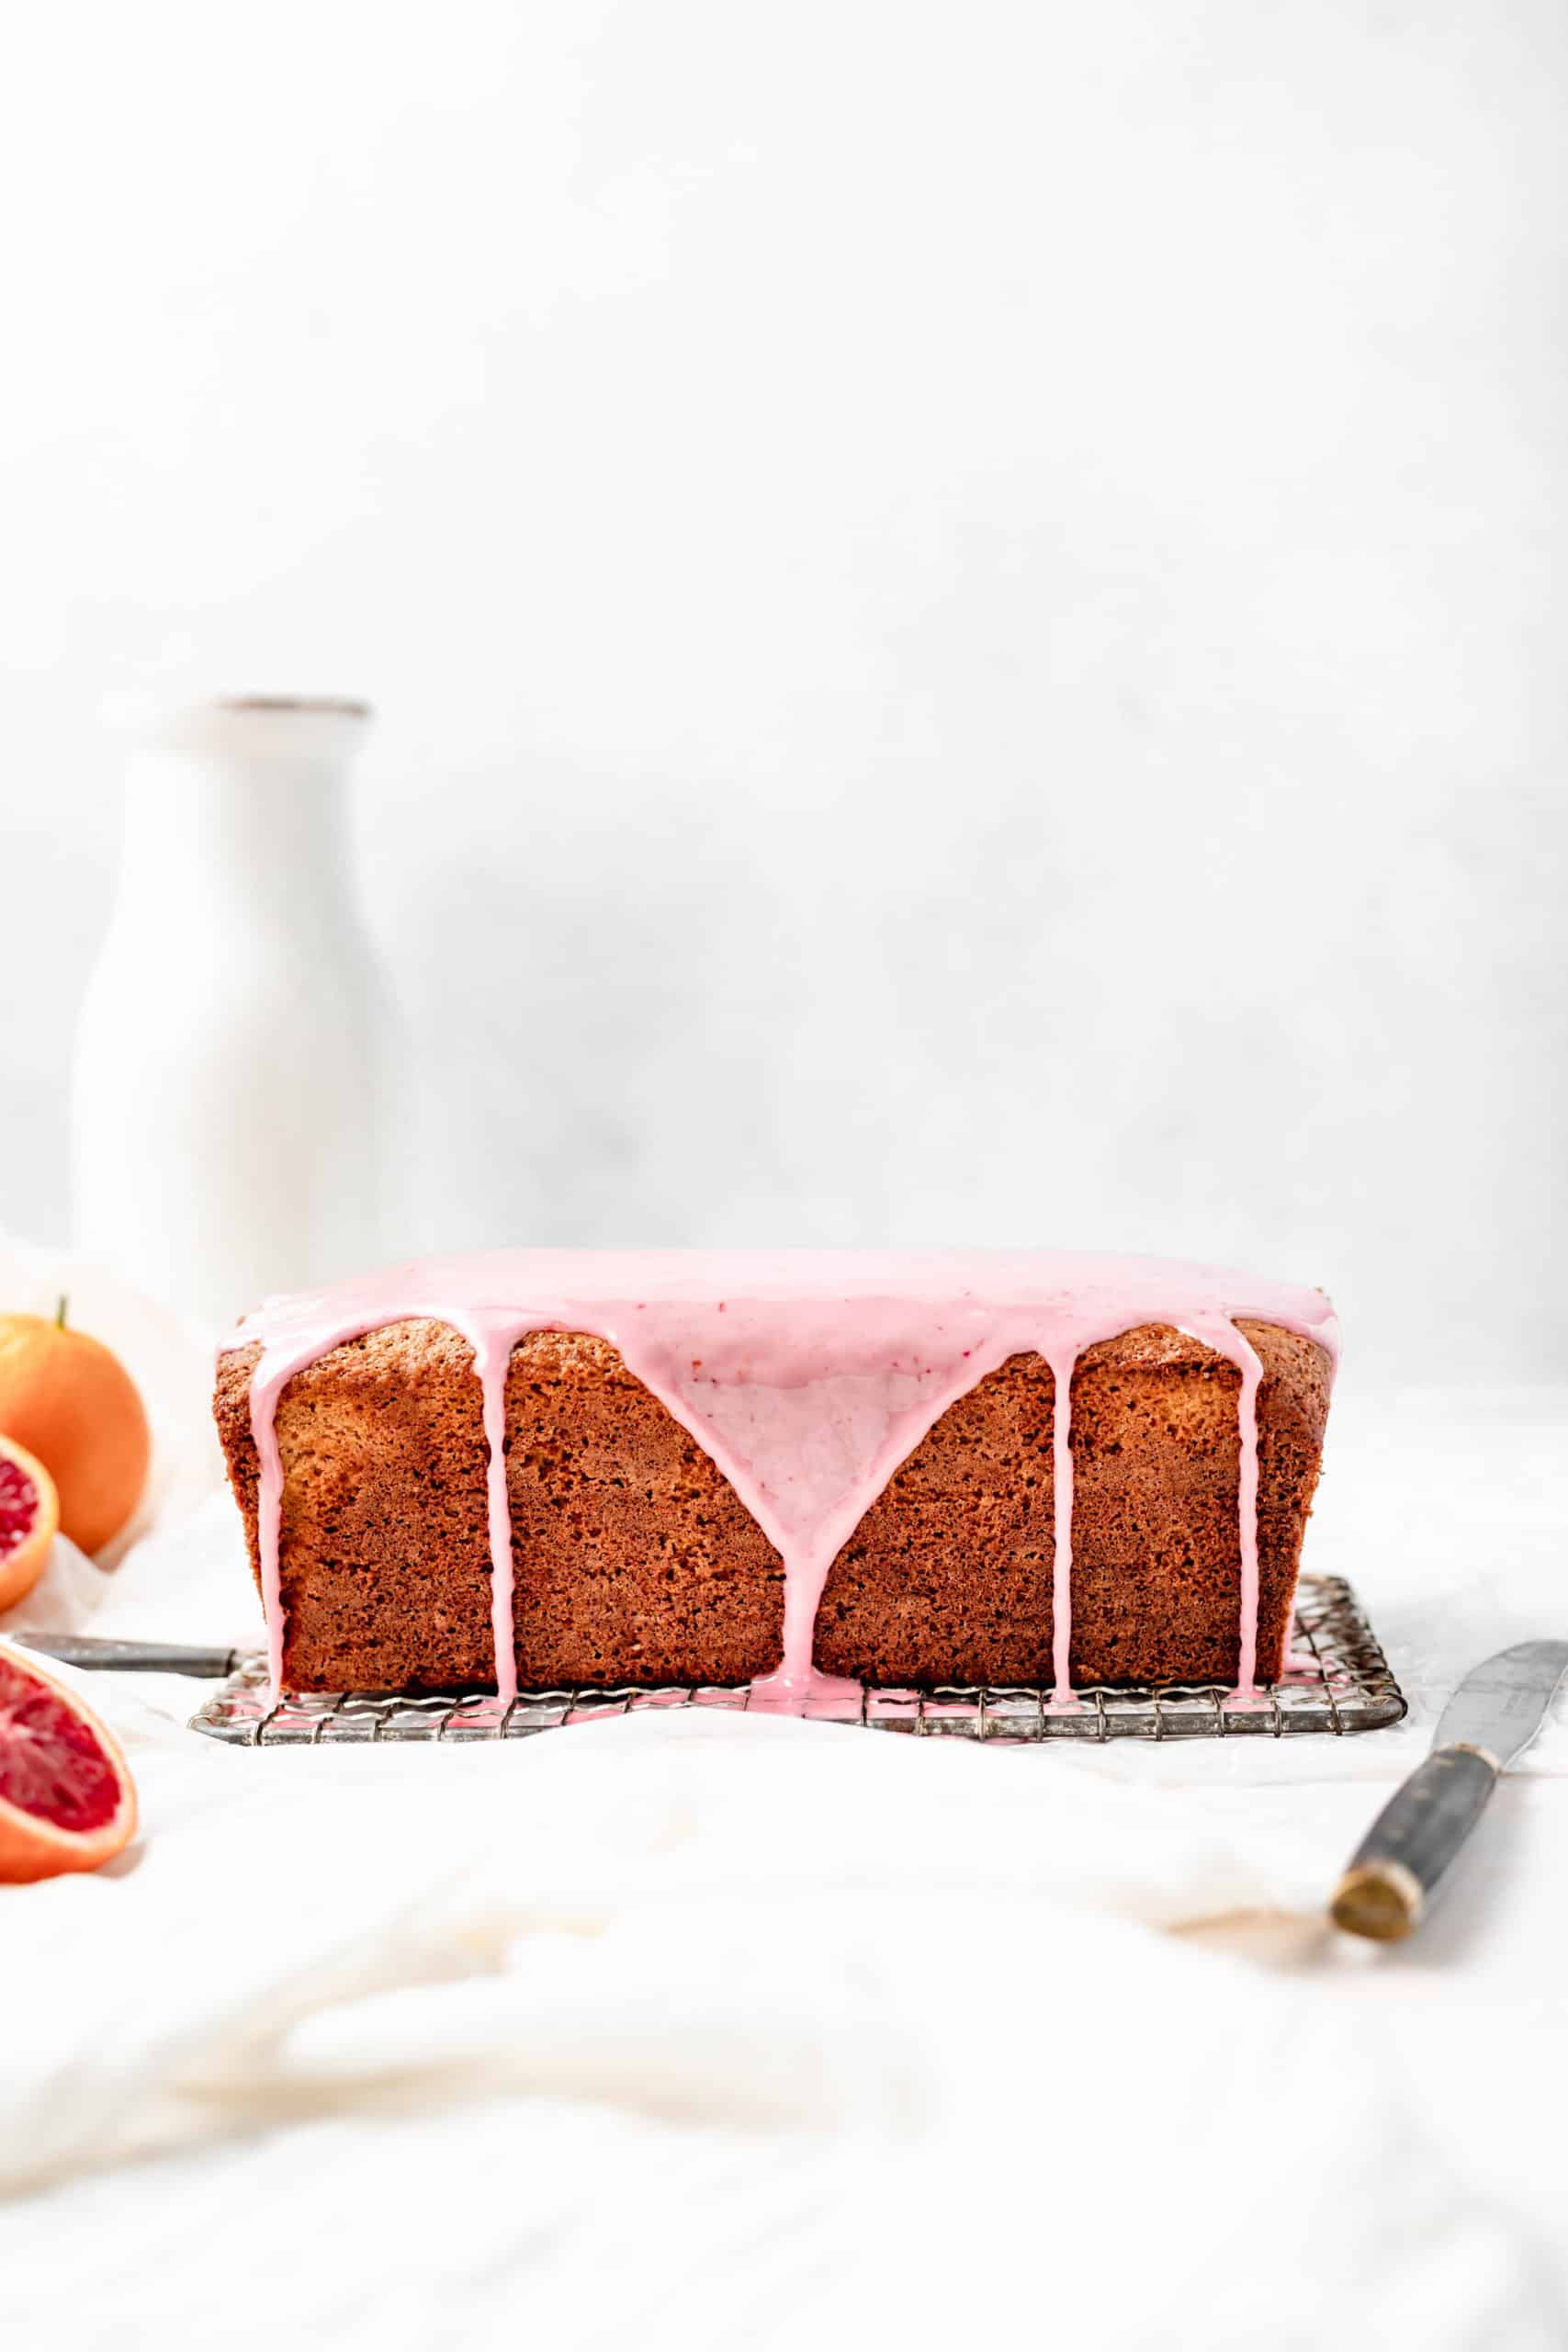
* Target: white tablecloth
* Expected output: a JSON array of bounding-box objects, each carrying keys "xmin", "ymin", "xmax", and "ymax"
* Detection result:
[{"xmin": 2, "ymin": 1242, "xmax": 1565, "ymax": 2348}]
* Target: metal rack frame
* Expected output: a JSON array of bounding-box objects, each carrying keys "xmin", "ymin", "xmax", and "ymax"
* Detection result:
[{"xmin": 188, "ymin": 1573, "xmax": 1404, "ymax": 1747}]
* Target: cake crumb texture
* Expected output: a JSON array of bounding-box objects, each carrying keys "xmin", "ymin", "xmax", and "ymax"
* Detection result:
[
  {"xmin": 814, "ymin": 1318, "xmax": 1329, "ymax": 1688},
  {"xmin": 214, "ymin": 1317, "xmax": 1328, "ymax": 1692},
  {"xmin": 215, "ymin": 1324, "xmax": 786, "ymax": 1691}
]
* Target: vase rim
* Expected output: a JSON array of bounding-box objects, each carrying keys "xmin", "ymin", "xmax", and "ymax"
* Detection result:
[{"xmin": 216, "ymin": 695, "xmax": 372, "ymax": 719}]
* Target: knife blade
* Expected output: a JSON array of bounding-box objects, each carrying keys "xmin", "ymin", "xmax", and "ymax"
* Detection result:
[
  {"xmin": 1331, "ymin": 1638, "xmax": 1568, "ymax": 1941},
  {"xmin": 9, "ymin": 1633, "xmax": 251, "ymax": 1679}
]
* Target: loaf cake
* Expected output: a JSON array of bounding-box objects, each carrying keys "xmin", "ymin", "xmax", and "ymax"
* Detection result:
[{"xmin": 214, "ymin": 1250, "xmax": 1336, "ymax": 1706}]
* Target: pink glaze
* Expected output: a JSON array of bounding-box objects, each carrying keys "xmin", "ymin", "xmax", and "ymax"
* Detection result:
[
  {"xmin": 1045, "ymin": 1340, "xmax": 1077, "ymax": 1700},
  {"xmin": 230, "ymin": 1250, "xmax": 1338, "ymax": 1709},
  {"xmin": 1232, "ymin": 1334, "xmax": 1265, "ymax": 1693},
  {"xmin": 455, "ymin": 1317, "xmax": 520, "ymax": 1713}
]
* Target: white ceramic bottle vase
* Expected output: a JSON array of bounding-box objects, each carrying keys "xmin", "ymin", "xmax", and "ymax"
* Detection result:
[{"xmin": 71, "ymin": 695, "xmax": 389, "ymax": 1334}]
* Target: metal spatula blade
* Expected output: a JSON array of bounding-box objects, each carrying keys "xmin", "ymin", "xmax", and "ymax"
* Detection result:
[{"xmin": 8, "ymin": 1632, "xmax": 251, "ymax": 1679}]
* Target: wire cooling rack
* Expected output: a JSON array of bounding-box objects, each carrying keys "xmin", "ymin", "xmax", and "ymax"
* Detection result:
[{"xmin": 187, "ymin": 1573, "xmax": 1404, "ymax": 1747}]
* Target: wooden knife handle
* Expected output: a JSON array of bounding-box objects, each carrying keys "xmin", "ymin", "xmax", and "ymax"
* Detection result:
[{"xmin": 1330, "ymin": 1746, "xmax": 1498, "ymax": 1940}]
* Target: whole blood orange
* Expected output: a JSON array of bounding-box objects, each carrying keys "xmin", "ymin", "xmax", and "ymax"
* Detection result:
[
  {"xmin": 0, "ymin": 1435, "xmax": 60, "ymax": 1613},
  {"xmin": 0, "ymin": 1640, "xmax": 138, "ymax": 1883},
  {"xmin": 0, "ymin": 1302, "xmax": 150, "ymax": 1556}
]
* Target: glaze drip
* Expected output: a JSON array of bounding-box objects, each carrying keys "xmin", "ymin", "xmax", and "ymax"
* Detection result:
[
  {"xmin": 458, "ymin": 1317, "xmax": 520, "ymax": 1713},
  {"xmin": 231, "ymin": 1250, "xmax": 1338, "ymax": 1708},
  {"xmin": 1232, "ymin": 1332, "xmax": 1265, "ymax": 1696},
  {"xmin": 1047, "ymin": 1340, "xmax": 1077, "ymax": 1700}
]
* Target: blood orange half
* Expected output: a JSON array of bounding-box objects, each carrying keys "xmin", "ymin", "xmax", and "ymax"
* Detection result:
[
  {"xmin": 0, "ymin": 1432, "xmax": 59, "ymax": 1614},
  {"xmin": 0, "ymin": 1640, "xmax": 138, "ymax": 1883}
]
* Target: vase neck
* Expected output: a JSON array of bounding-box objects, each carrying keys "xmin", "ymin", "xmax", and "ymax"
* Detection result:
[{"xmin": 117, "ymin": 700, "xmax": 370, "ymax": 922}]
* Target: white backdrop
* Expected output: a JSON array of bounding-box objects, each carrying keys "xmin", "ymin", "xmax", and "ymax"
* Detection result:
[{"xmin": 2, "ymin": 2, "xmax": 1565, "ymax": 1380}]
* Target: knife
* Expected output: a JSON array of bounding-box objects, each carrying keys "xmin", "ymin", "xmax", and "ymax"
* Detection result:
[
  {"xmin": 9, "ymin": 1632, "xmax": 252, "ymax": 1679},
  {"xmin": 1331, "ymin": 1637, "xmax": 1568, "ymax": 1941}
]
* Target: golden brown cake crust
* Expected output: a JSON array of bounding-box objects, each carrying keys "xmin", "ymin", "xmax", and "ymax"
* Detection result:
[
  {"xmin": 214, "ymin": 1324, "xmax": 786, "ymax": 1691},
  {"xmin": 813, "ymin": 1318, "xmax": 1330, "ymax": 1688},
  {"xmin": 499, "ymin": 1329, "xmax": 785, "ymax": 1687},
  {"xmin": 214, "ymin": 1317, "xmax": 1328, "ymax": 1693}
]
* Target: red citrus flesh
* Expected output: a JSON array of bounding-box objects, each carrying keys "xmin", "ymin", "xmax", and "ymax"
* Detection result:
[
  {"xmin": 0, "ymin": 1433, "xmax": 58, "ymax": 1613},
  {"xmin": 0, "ymin": 1453, "xmax": 39, "ymax": 1559},
  {"xmin": 0, "ymin": 1642, "xmax": 137, "ymax": 1882}
]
